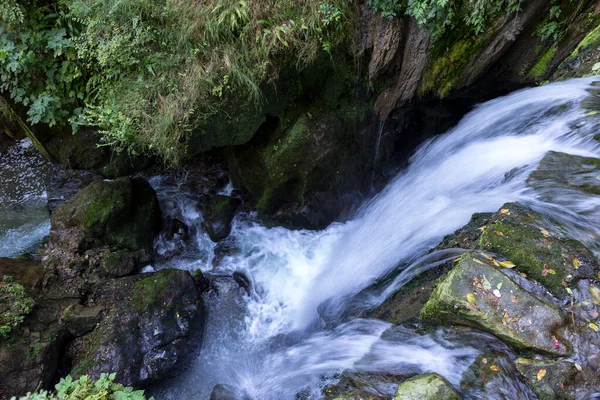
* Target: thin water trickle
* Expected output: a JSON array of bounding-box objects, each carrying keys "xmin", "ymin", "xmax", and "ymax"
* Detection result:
[
  {"xmin": 370, "ymin": 120, "xmax": 385, "ymax": 191},
  {"xmin": 150, "ymin": 77, "xmax": 600, "ymax": 399}
]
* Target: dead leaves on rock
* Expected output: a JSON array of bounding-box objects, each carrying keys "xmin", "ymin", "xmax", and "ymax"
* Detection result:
[{"xmin": 542, "ymin": 263, "xmax": 556, "ymax": 277}]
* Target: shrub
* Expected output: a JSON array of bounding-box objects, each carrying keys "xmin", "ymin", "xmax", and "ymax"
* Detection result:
[
  {"xmin": 0, "ymin": 0, "xmax": 354, "ymax": 165},
  {"xmin": 0, "ymin": 275, "xmax": 34, "ymax": 338},
  {"xmin": 13, "ymin": 373, "xmax": 152, "ymax": 400},
  {"xmin": 368, "ymin": 0, "xmax": 522, "ymax": 38}
]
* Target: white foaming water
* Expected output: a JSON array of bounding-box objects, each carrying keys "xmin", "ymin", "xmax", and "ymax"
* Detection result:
[{"xmin": 155, "ymin": 77, "xmax": 600, "ymax": 399}]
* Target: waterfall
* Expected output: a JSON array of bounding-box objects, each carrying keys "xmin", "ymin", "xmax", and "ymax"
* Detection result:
[{"xmin": 154, "ymin": 77, "xmax": 600, "ymax": 399}]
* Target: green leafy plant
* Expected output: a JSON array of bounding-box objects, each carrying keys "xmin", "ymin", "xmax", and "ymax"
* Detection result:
[
  {"xmin": 0, "ymin": 0, "xmax": 354, "ymax": 165},
  {"xmin": 368, "ymin": 0, "xmax": 522, "ymax": 38},
  {"xmin": 0, "ymin": 275, "xmax": 34, "ymax": 338},
  {"xmin": 13, "ymin": 373, "xmax": 152, "ymax": 400}
]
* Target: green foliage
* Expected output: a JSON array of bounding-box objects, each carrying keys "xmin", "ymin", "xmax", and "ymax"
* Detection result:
[
  {"xmin": 534, "ymin": 5, "xmax": 563, "ymax": 41},
  {"xmin": 13, "ymin": 373, "xmax": 152, "ymax": 400},
  {"xmin": 368, "ymin": 0, "xmax": 521, "ymax": 38},
  {"xmin": 0, "ymin": 0, "xmax": 354, "ymax": 165},
  {"xmin": 0, "ymin": 275, "xmax": 34, "ymax": 338}
]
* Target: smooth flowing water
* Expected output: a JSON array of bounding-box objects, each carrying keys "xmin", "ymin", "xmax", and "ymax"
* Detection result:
[{"xmin": 147, "ymin": 77, "xmax": 600, "ymax": 399}]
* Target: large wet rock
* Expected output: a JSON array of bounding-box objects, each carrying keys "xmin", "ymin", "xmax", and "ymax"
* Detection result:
[
  {"xmin": 50, "ymin": 177, "xmax": 161, "ymax": 251},
  {"xmin": 68, "ymin": 268, "xmax": 203, "ymax": 387},
  {"xmin": 421, "ymin": 252, "xmax": 571, "ymax": 356},
  {"xmin": 43, "ymin": 177, "xmax": 161, "ymax": 295},
  {"xmin": 202, "ymin": 195, "xmax": 240, "ymax": 242},
  {"xmin": 393, "ymin": 373, "xmax": 461, "ymax": 400},
  {"xmin": 478, "ymin": 202, "xmax": 599, "ymax": 299}
]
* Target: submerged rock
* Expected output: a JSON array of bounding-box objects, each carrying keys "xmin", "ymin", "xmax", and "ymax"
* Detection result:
[
  {"xmin": 421, "ymin": 252, "xmax": 571, "ymax": 356},
  {"xmin": 515, "ymin": 358, "xmax": 579, "ymax": 400},
  {"xmin": 68, "ymin": 269, "xmax": 203, "ymax": 387},
  {"xmin": 202, "ymin": 195, "xmax": 240, "ymax": 242},
  {"xmin": 324, "ymin": 370, "xmax": 404, "ymax": 400},
  {"xmin": 528, "ymin": 151, "xmax": 600, "ymax": 197},
  {"xmin": 393, "ymin": 373, "xmax": 461, "ymax": 400},
  {"xmin": 460, "ymin": 352, "xmax": 536, "ymax": 399}
]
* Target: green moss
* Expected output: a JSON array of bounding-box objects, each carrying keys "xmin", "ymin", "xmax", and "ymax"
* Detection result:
[
  {"xmin": 394, "ymin": 373, "xmax": 461, "ymax": 400},
  {"xmin": 564, "ymin": 23, "xmax": 600, "ymax": 64},
  {"xmin": 131, "ymin": 275, "xmax": 168, "ymax": 311},
  {"xmin": 28, "ymin": 342, "xmax": 43, "ymax": 360},
  {"xmin": 528, "ymin": 47, "xmax": 557, "ymax": 78}
]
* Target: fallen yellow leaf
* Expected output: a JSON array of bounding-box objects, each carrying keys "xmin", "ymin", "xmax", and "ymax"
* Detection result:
[
  {"xmin": 498, "ymin": 260, "xmax": 516, "ymax": 268},
  {"xmin": 490, "ymin": 365, "xmax": 500, "ymax": 372},
  {"xmin": 537, "ymin": 369, "xmax": 547, "ymax": 381},
  {"xmin": 589, "ymin": 322, "xmax": 599, "ymax": 332},
  {"xmin": 573, "ymin": 257, "xmax": 581, "ymax": 269},
  {"xmin": 539, "ymin": 228, "xmax": 551, "ymax": 238},
  {"xmin": 500, "ymin": 208, "xmax": 510, "ymax": 215},
  {"xmin": 496, "ymin": 231, "xmax": 505, "ymax": 237},
  {"xmin": 466, "ymin": 293, "xmax": 477, "ymax": 306},
  {"xmin": 478, "ymin": 225, "xmax": 487, "ymax": 232}
]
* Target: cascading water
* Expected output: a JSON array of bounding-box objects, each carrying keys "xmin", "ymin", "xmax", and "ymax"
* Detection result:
[{"xmin": 147, "ymin": 76, "xmax": 600, "ymax": 399}]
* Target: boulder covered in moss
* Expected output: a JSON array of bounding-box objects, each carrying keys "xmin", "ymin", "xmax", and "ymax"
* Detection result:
[
  {"xmin": 202, "ymin": 195, "xmax": 240, "ymax": 242},
  {"xmin": 68, "ymin": 268, "xmax": 203, "ymax": 386},
  {"xmin": 478, "ymin": 202, "xmax": 598, "ymax": 299},
  {"xmin": 43, "ymin": 177, "xmax": 161, "ymax": 295},
  {"xmin": 421, "ymin": 252, "xmax": 571, "ymax": 356},
  {"xmin": 51, "ymin": 177, "xmax": 161, "ymax": 251},
  {"xmin": 393, "ymin": 373, "xmax": 461, "ymax": 400}
]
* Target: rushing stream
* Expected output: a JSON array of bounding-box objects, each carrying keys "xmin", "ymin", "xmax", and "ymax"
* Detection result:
[{"xmin": 146, "ymin": 77, "xmax": 600, "ymax": 399}]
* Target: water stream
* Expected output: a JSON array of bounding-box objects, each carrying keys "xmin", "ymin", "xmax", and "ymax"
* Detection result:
[{"xmin": 147, "ymin": 77, "xmax": 600, "ymax": 399}]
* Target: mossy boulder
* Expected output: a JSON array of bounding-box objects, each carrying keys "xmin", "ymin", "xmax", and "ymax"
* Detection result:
[
  {"xmin": 68, "ymin": 268, "xmax": 203, "ymax": 386},
  {"xmin": 393, "ymin": 373, "xmax": 461, "ymax": 400},
  {"xmin": 478, "ymin": 202, "xmax": 599, "ymax": 299},
  {"xmin": 421, "ymin": 252, "xmax": 571, "ymax": 356},
  {"xmin": 51, "ymin": 177, "xmax": 161, "ymax": 251},
  {"xmin": 515, "ymin": 358, "xmax": 579, "ymax": 400},
  {"xmin": 202, "ymin": 195, "xmax": 240, "ymax": 242}
]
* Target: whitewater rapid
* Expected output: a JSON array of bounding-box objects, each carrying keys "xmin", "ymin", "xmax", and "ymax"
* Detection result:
[{"xmin": 150, "ymin": 77, "xmax": 600, "ymax": 399}]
